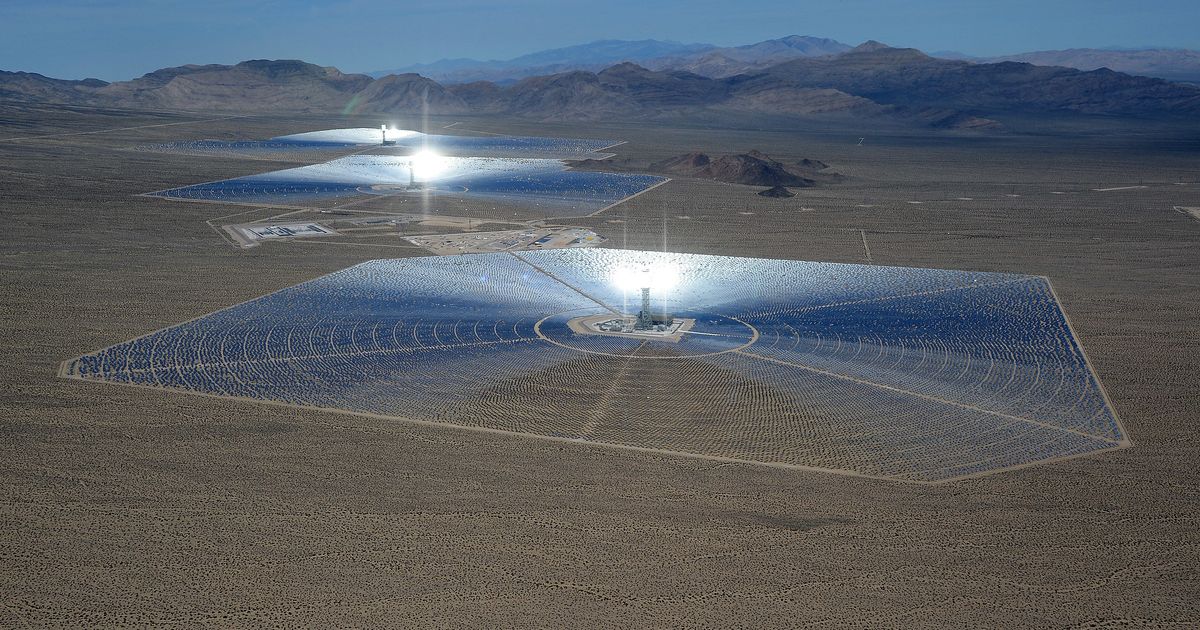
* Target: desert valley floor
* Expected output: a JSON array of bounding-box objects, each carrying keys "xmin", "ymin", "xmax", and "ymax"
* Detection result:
[{"xmin": 1, "ymin": 103, "xmax": 1198, "ymax": 626}]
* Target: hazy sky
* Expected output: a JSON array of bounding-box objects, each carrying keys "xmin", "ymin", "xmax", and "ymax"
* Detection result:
[{"xmin": 3, "ymin": 0, "xmax": 1197, "ymax": 81}]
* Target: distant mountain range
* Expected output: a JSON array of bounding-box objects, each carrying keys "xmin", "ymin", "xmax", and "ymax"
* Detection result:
[
  {"xmin": 368, "ymin": 39, "xmax": 717, "ymax": 84},
  {"xmin": 983, "ymin": 49, "xmax": 1200, "ymax": 84},
  {"xmin": 371, "ymin": 36, "xmax": 1200, "ymax": 87},
  {"xmin": 3, "ymin": 41, "xmax": 1199, "ymax": 130},
  {"xmin": 368, "ymin": 36, "xmax": 851, "ymax": 84},
  {"xmin": 752, "ymin": 43, "xmax": 1200, "ymax": 117},
  {"xmin": 0, "ymin": 60, "xmax": 468, "ymax": 115},
  {"xmin": 443, "ymin": 42, "xmax": 1200, "ymax": 124},
  {"xmin": 928, "ymin": 49, "xmax": 1200, "ymax": 85},
  {"xmin": 643, "ymin": 36, "xmax": 852, "ymax": 78}
]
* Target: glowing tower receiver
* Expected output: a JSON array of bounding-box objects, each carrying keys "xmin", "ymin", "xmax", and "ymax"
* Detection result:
[
  {"xmin": 409, "ymin": 150, "xmax": 447, "ymax": 181},
  {"xmin": 611, "ymin": 265, "xmax": 680, "ymax": 332},
  {"xmin": 380, "ymin": 124, "xmax": 401, "ymax": 146}
]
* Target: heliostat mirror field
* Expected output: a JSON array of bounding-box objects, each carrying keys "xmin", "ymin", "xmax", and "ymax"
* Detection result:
[
  {"xmin": 147, "ymin": 154, "xmax": 666, "ymax": 216},
  {"xmin": 62, "ymin": 250, "xmax": 1127, "ymax": 482},
  {"xmin": 139, "ymin": 127, "xmax": 625, "ymax": 160}
]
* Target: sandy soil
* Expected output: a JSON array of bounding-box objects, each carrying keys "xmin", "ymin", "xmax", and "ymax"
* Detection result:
[{"xmin": 1, "ymin": 103, "xmax": 1198, "ymax": 626}]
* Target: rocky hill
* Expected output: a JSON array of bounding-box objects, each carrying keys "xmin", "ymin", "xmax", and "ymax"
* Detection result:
[
  {"xmin": 572, "ymin": 150, "xmax": 839, "ymax": 187},
  {"xmin": 92, "ymin": 60, "xmax": 373, "ymax": 111},
  {"xmin": 0, "ymin": 71, "xmax": 106, "ymax": 103},
  {"xmin": 758, "ymin": 185, "xmax": 796, "ymax": 198},
  {"xmin": 654, "ymin": 150, "xmax": 820, "ymax": 187},
  {"xmin": 350, "ymin": 73, "xmax": 469, "ymax": 114}
]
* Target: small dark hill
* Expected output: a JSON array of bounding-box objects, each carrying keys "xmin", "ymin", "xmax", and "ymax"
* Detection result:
[
  {"xmin": 693, "ymin": 151, "xmax": 817, "ymax": 187},
  {"xmin": 575, "ymin": 150, "xmax": 838, "ymax": 188},
  {"xmin": 758, "ymin": 185, "xmax": 795, "ymax": 198}
]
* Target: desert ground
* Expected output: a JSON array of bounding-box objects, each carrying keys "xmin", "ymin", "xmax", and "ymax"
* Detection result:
[{"xmin": 1, "ymin": 102, "xmax": 1198, "ymax": 626}]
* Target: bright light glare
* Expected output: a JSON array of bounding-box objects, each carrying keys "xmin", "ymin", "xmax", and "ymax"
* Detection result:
[
  {"xmin": 410, "ymin": 150, "xmax": 448, "ymax": 181},
  {"xmin": 612, "ymin": 264, "xmax": 678, "ymax": 291}
]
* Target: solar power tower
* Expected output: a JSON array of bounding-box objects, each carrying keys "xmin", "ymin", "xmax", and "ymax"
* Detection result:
[
  {"xmin": 630, "ymin": 272, "xmax": 672, "ymax": 331},
  {"xmin": 636, "ymin": 287, "xmax": 654, "ymax": 330}
]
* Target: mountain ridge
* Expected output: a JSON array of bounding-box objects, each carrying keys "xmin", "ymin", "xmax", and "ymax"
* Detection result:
[
  {"xmin": 363, "ymin": 36, "xmax": 1200, "ymax": 87},
  {"xmin": 368, "ymin": 36, "xmax": 851, "ymax": 84},
  {"xmin": 983, "ymin": 48, "xmax": 1200, "ymax": 84},
  {"xmin": 645, "ymin": 35, "xmax": 852, "ymax": 78},
  {"xmin": 4, "ymin": 44, "xmax": 1199, "ymax": 128},
  {"xmin": 368, "ymin": 39, "xmax": 717, "ymax": 84}
]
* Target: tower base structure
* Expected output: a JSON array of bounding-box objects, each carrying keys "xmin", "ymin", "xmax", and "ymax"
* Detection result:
[{"xmin": 568, "ymin": 313, "xmax": 694, "ymax": 343}]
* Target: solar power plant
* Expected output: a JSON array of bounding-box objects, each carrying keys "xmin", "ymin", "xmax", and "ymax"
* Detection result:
[
  {"xmin": 138, "ymin": 127, "xmax": 623, "ymax": 160},
  {"xmin": 389, "ymin": 135, "xmax": 622, "ymax": 159},
  {"xmin": 145, "ymin": 154, "xmax": 667, "ymax": 216},
  {"xmin": 277, "ymin": 127, "xmax": 625, "ymax": 158},
  {"xmin": 62, "ymin": 249, "xmax": 1127, "ymax": 483},
  {"xmin": 134, "ymin": 139, "xmax": 364, "ymax": 163}
]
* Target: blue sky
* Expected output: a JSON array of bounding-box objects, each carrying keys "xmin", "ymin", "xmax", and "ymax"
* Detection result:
[{"xmin": 2, "ymin": 0, "xmax": 1197, "ymax": 81}]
